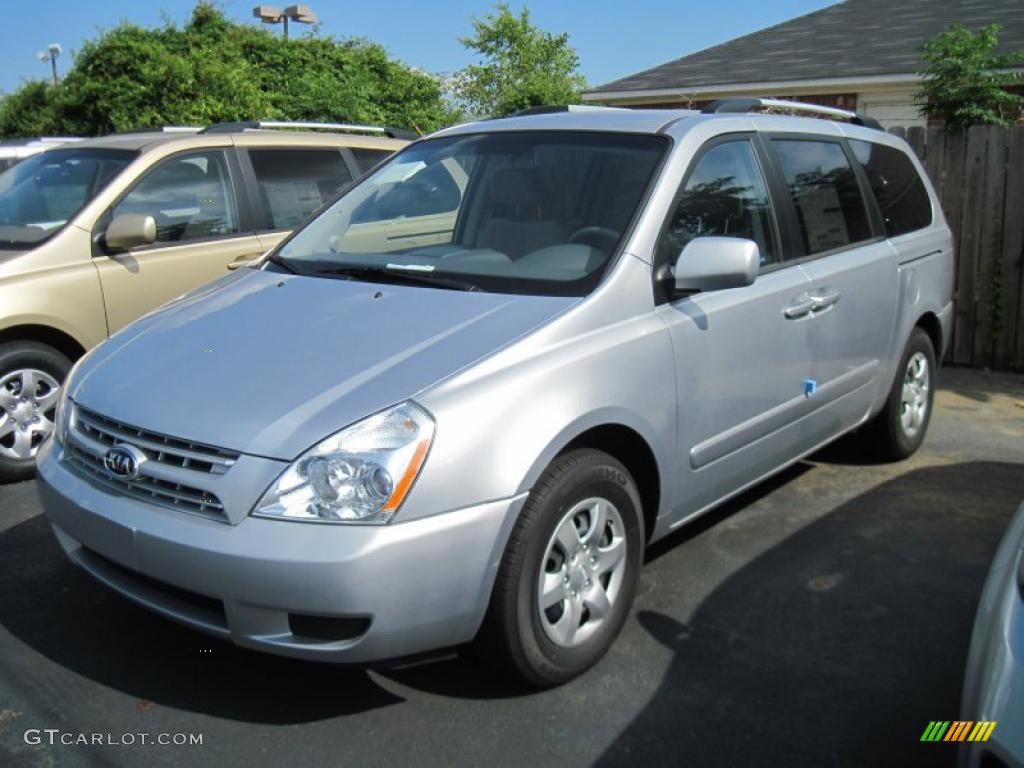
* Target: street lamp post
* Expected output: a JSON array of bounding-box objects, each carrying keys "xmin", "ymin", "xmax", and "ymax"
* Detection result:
[
  {"xmin": 252, "ymin": 5, "xmax": 319, "ymax": 39},
  {"xmin": 36, "ymin": 43, "xmax": 62, "ymax": 86}
]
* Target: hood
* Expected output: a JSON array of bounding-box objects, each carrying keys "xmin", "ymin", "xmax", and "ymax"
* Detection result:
[{"xmin": 71, "ymin": 268, "xmax": 576, "ymax": 460}]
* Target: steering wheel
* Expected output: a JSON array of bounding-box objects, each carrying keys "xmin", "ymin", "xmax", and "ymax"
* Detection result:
[{"xmin": 568, "ymin": 226, "xmax": 620, "ymax": 254}]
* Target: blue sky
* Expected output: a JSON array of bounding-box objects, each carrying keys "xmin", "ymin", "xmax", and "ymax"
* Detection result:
[{"xmin": 0, "ymin": 0, "xmax": 835, "ymax": 94}]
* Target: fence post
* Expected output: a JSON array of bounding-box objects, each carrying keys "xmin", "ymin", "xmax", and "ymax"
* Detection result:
[
  {"xmin": 972, "ymin": 126, "xmax": 1009, "ymax": 367},
  {"xmin": 1000, "ymin": 126, "xmax": 1024, "ymax": 369}
]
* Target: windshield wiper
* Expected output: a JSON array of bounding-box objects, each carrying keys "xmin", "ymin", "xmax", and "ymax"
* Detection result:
[
  {"xmin": 265, "ymin": 253, "xmax": 301, "ymax": 274},
  {"xmin": 311, "ymin": 264, "xmax": 478, "ymax": 292}
]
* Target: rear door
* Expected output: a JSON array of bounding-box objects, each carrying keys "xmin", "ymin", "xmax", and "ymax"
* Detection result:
[
  {"xmin": 654, "ymin": 135, "xmax": 817, "ymax": 519},
  {"xmin": 94, "ymin": 148, "xmax": 264, "ymax": 334},
  {"xmin": 765, "ymin": 135, "xmax": 898, "ymax": 437}
]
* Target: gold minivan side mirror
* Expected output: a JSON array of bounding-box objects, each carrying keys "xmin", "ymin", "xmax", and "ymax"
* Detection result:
[{"xmin": 105, "ymin": 214, "xmax": 156, "ymax": 251}]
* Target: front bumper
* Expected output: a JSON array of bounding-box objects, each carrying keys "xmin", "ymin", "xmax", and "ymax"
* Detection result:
[
  {"xmin": 959, "ymin": 502, "xmax": 1024, "ymax": 768},
  {"xmin": 36, "ymin": 438, "xmax": 525, "ymax": 663}
]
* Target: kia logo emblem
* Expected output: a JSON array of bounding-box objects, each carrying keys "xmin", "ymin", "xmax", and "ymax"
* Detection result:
[{"xmin": 102, "ymin": 444, "xmax": 147, "ymax": 480}]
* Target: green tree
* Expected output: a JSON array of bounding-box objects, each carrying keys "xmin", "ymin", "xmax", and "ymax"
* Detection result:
[
  {"xmin": 455, "ymin": 3, "xmax": 586, "ymax": 118},
  {"xmin": 0, "ymin": 81, "xmax": 59, "ymax": 136},
  {"xmin": 0, "ymin": 2, "xmax": 457, "ymax": 137},
  {"xmin": 917, "ymin": 23, "xmax": 1024, "ymax": 130}
]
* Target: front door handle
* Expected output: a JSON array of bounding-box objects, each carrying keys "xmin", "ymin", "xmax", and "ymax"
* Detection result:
[
  {"xmin": 227, "ymin": 255, "xmax": 261, "ymax": 270},
  {"xmin": 810, "ymin": 289, "xmax": 842, "ymax": 311},
  {"xmin": 784, "ymin": 295, "xmax": 815, "ymax": 319}
]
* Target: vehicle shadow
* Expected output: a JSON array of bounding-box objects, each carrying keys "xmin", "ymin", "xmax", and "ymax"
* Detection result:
[
  {"xmin": 0, "ymin": 514, "xmax": 405, "ymax": 724},
  {"xmin": 1, "ymin": 459, "xmax": 1019, "ymax": 746},
  {"xmin": 593, "ymin": 461, "xmax": 1024, "ymax": 768}
]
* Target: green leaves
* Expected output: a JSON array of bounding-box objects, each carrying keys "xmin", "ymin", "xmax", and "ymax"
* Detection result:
[
  {"xmin": 917, "ymin": 23, "xmax": 1024, "ymax": 130},
  {"xmin": 0, "ymin": 2, "xmax": 457, "ymax": 137},
  {"xmin": 454, "ymin": 3, "xmax": 586, "ymax": 118},
  {"xmin": 0, "ymin": 82, "xmax": 58, "ymax": 137}
]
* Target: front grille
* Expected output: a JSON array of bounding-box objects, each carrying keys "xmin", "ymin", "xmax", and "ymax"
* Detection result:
[
  {"xmin": 64, "ymin": 403, "xmax": 237, "ymax": 522},
  {"xmin": 74, "ymin": 405, "xmax": 238, "ymax": 475}
]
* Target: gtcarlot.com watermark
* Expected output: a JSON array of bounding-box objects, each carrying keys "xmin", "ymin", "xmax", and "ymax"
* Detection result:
[{"xmin": 24, "ymin": 729, "xmax": 203, "ymax": 746}]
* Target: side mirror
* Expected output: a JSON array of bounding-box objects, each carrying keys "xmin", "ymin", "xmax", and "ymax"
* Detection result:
[
  {"xmin": 105, "ymin": 214, "xmax": 156, "ymax": 252},
  {"xmin": 673, "ymin": 236, "xmax": 759, "ymax": 293}
]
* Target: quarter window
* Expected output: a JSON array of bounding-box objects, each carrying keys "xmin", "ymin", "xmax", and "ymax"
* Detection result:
[
  {"xmin": 772, "ymin": 139, "xmax": 872, "ymax": 255},
  {"xmin": 350, "ymin": 160, "xmax": 462, "ymax": 224},
  {"xmin": 658, "ymin": 140, "xmax": 778, "ymax": 266},
  {"xmin": 249, "ymin": 149, "xmax": 354, "ymax": 230},
  {"xmin": 350, "ymin": 148, "xmax": 394, "ymax": 174},
  {"xmin": 849, "ymin": 139, "xmax": 932, "ymax": 237},
  {"xmin": 113, "ymin": 151, "xmax": 238, "ymax": 244}
]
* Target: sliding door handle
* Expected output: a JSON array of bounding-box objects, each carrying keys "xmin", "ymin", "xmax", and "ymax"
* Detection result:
[
  {"xmin": 784, "ymin": 296, "xmax": 815, "ymax": 319},
  {"xmin": 810, "ymin": 289, "xmax": 842, "ymax": 311}
]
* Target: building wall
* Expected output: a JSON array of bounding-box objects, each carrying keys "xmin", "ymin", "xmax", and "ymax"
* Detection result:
[
  {"xmin": 586, "ymin": 78, "xmax": 928, "ymax": 130},
  {"xmin": 855, "ymin": 88, "xmax": 926, "ymax": 130}
]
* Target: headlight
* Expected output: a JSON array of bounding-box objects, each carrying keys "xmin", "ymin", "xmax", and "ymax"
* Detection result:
[
  {"xmin": 1017, "ymin": 550, "xmax": 1024, "ymax": 602},
  {"xmin": 253, "ymin": 402, "xmax": 435, "ymax": 525},
  {"xmin": 53, "ymin": 390, "xmax": 70, "ymax": 445},
  {"xmin": 54, "ymin": 353, "xmax": 91, "ymax": 446}
]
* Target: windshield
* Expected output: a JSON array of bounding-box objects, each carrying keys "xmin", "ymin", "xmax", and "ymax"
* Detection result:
[
  {"xmin": 0, "ymin": 148, "xmax": 136, "ymax": 249},
  {"xmin": 271, "ymin": 131, "xmax": 668, "ymax": 295}
]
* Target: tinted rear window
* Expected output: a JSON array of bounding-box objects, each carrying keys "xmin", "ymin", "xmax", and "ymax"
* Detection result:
[
  {"xmin": 849, "ymin": 139, "xmax": 932, "ymax": 237},
  {"xmin": 248, "ymin": 148, "xmax": 353, "ymax": 230},
  {"xmin": 772, "ymin": 139, "xmax": 872, "ymax": 256}
]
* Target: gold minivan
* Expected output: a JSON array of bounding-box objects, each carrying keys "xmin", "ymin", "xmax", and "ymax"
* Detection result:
[{"xmin": 0, "ymin": 121, "xmax": 407, "ymax": 480}]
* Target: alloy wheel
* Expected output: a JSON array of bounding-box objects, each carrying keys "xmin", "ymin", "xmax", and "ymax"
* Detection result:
[
  {"xmin": 537, "ymin": 497, "xmax": 628, "ymax": 648},
  {"xmin": 899, "ymin": 351, "xmax": 930, "ymax": 438},
  {"xmin": 0, "ymin": 368, "xmax": 61, "ymax": 460}
]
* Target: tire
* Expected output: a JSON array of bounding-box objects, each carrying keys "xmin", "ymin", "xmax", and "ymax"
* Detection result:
[
  {"xmin": 477, "ymin": 449, "xmax": 644, "ymax": 688},
  {"xmin": 864, "ymin": 327, "xmax": 936, "ymax": 461},
  {"xmin": 0, "ymin": 341, "xmax": 72, "ymax": 483}
]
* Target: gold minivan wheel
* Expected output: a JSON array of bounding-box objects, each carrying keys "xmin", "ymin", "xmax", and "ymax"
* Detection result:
[{"xmin": 0, "ymin": 342, "xmax": 71, "ymax": 482}]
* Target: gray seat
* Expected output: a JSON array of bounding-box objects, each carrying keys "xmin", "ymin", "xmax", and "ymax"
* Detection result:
[{"xmin": 476, "ymin": 168, "xmax": 567, "ymax": 259}]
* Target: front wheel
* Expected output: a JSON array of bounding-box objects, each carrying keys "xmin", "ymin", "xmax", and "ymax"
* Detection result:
[
  {"xmin": 477, "ymin": 449, "xmax": 644, "ymax": 688},
  {"xmin": 865, "ymin": 328, "xmax": 936, "ymax": 461},
  {"xmin": 0, "ymin": 341, "xmax": 71, "ymax": 482}
]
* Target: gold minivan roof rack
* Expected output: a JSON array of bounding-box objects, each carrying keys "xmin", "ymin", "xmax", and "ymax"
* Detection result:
[{"xmin": 200, "ymin": 120, "xmax": 419, "ymax": 139}]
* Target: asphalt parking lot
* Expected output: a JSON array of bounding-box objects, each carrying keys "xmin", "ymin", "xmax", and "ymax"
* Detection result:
[{"xmin": 1, "ymin": 367, "xmax": 1022, "ymax": 768}]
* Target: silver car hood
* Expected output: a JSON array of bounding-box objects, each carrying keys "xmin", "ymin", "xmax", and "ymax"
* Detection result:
[{"xmin": 71, "ymin": 268, "xmax": 576, "ymax": 459}]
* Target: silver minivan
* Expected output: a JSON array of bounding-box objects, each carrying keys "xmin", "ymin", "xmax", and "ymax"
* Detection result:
[{"xmin": 36, "ymin": 101, "xmax": 953, "ymax": 687}]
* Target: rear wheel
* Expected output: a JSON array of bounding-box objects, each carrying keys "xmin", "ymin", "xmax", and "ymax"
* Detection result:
[
  {"xmin": 0, "ymin": 342, "xmax": 71, "ymax": 482},
  {"xmin": 477, "ymin": 449, "xmax": 644, "ymax": 688},
  {"xmin": 865, "ymin": 328, "xmax": 936, "ymax": 461}
]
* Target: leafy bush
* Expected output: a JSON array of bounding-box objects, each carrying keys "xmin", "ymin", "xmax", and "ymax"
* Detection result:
[
  {"xmin": 917, "ymin": 23, "xmax": 1024, "ymax": 130},
  {"xmin": 454, "ymin": 3, "xmax": 586, "ymax": 118},
  {"xmin": 0, "ymin": 3, "xmax": 458, "ymax": 137}
]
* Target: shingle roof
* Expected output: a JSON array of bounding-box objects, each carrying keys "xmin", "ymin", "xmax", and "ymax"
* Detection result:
[{"xmin": 587, "ymin": 0, "xmax": 1024, "ymax": 94}]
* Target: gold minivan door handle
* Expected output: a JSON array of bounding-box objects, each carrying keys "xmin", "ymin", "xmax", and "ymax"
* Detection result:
[{"xmin": 227, "ymin": 255, "xmax": 261, "ymax": 270}]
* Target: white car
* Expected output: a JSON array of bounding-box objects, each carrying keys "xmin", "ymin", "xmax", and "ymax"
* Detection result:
[
  {"xmin": 0, "ymin": 136, "xmax": 83, "ymax": 172},
  {"xmin": 961, "ymin": 500, "xmax": 1024, "ymax": 768}
]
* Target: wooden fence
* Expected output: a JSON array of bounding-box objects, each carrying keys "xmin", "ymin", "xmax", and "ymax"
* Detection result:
[{"xmin": 889, "ymin": 125, "xmax": 1024, "ymax": 369}]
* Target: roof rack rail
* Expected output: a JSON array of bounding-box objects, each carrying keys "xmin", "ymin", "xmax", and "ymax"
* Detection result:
[
  {"xmin": 702, "ymin": 97, "xmax": 883, "ymax": 131},
  {"xmin": 510, "ymin": 104, "xmax": 626, "ymax": 117},
  {"xmin": 199, "ymin": 120, "xmax": 419, "ymax": 139},
  {"xmin": 109, "ymin": 126, "xmax": 203, "ymax": 136}
]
